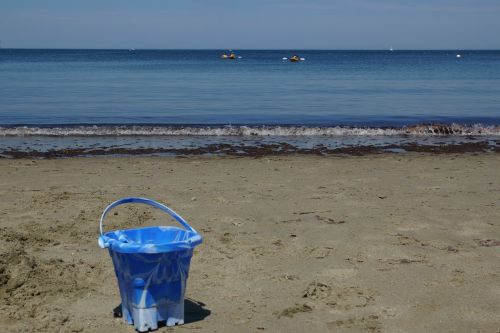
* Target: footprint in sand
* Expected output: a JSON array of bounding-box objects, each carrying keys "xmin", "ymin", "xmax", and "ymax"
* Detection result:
[
  {"xmin": 274, "ymin": 281, "xmax": 378, "ymax": 320},
  {"xmin": 302, "ymin": 281, "xmax": 332, "ymax": 300},
  {"xmin": 304, "ymin": 246, "xmax": 334, "ymax": 259},
  {"xmin": 327, "ymin": 314, "xmax": 382, "ymax": 332},
  {"xmin": 275, "ymin": 303, "xmax": 314, "ymax": 318},
  {"xmin": 302, "ymin": 282, "xmax": 377, "ymax": 311}
]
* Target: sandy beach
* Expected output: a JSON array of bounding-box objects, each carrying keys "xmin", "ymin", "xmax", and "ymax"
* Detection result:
[{"xmin": 0, "ymin": 153, "xmax": 499, "ymax": 333}]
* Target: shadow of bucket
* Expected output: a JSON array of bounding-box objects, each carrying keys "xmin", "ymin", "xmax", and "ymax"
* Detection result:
[{"xmin": 99, "ymin": 197, "xmax": 203, "ymax": 332}]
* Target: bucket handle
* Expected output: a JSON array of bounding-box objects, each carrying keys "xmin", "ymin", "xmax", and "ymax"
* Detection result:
[{"xmin": 99, "ymin": 197, "xmax": 197, "ymax": 237}]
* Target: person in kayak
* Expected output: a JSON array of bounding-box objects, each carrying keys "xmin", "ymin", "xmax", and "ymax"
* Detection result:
[{"xmin": 221, "ymin": 50, "xmax": 237, "ymax": 59}]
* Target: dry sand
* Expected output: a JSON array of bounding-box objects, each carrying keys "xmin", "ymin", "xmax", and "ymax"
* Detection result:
[{"xmin": 0, "ymin": 154, "xmax": 499, "ymax": 333}]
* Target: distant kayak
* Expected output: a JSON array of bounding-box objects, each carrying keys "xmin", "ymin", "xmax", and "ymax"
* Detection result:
[
  {"xmin": 221, "ymin": 51, "xmax": 241, "ymax": 60},
  {"xmin": 283, "ymin": 55, "xmax": 305, "ymax": 62},
  {"xmin": 221, "ymin": 53, "xmax": 235, "ymax": 59}
]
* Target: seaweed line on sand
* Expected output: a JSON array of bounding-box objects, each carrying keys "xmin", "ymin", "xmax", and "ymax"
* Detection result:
[{"xmin": 1, "ymin": 141, "xmax": 498, "ymax": 159}]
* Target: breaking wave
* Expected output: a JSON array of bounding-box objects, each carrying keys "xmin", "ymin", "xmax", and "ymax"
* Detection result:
[{"xmin": 1, "ymin": 124, "xmax": 500, "ymax": 137}]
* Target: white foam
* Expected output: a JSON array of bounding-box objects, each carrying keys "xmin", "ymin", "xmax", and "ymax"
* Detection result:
[{"xmin": 0, "ymin": 124, "xmax": 499, "ymax": 137}]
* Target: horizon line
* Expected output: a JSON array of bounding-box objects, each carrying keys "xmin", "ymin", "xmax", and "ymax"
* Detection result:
[{"xmin": 1, "ymin": 47, "xmax": 500, "ymax": 51}]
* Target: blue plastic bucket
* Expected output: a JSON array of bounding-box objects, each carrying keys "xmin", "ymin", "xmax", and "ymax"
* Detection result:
[{"xmin": 98, "ymin": 197, "xmax": 202, "ymax": 332}]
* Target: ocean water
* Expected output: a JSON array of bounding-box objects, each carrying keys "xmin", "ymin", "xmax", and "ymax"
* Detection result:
[{"xmin": 0, "ymin": 49, "xmax": 499, "ymax": 156}]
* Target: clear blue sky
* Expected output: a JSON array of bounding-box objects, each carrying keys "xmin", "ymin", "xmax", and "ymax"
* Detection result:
[{"xmin": 1, "ymin": 0, "xmax": 499, "ymax": 49}]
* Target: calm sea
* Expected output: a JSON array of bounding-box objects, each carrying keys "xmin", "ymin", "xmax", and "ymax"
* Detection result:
[{"xmin": 0, "ymin": 49, "xmax": 499, "ymax": 156}]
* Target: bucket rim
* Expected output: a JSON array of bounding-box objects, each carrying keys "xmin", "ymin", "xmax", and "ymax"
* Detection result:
[
  {"xmin": 98, "ymin": 197, "xmax": 203, "ymax": 252},
  {"xmin": 101, "ymin": 228, "xmax": 202, "ymax": 254},
  {"xmin": 103, "ymin": 225, "xmax": 188, "ymax": 235}
]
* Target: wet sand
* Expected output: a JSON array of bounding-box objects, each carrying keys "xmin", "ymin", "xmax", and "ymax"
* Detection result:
[{"xmin": 0, "ymin": 154, "xmax": 499, "ymax": 332}]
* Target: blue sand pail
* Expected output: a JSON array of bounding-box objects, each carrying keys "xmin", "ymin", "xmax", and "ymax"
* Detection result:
[{"xmin": 98, "ymin": 197, "xmax": 203, "ymax": 332}]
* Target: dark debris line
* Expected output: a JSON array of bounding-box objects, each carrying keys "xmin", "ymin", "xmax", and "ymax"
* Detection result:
[{"xmin": 0, "ymin": 141, "xmax": 498, "ymax": 159}]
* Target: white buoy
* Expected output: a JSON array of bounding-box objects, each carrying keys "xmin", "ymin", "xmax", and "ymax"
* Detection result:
[
  {"xmin": 300, "ymin": 57, "xmax": 306, "ymax": 61},
  {"xmin": 456, "ymin": 54, "xmax": 461, "ymax": 58}
]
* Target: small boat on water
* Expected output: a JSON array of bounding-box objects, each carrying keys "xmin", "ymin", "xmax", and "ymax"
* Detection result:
[
  {"xmin": 283, "ymin": 55, "xmax": 305, "ymax": 62},
  {"xmin": 221, "ymin": 53, "xmax": 236, "ymax": 59},
  {"xmin": 221, "ymin": 50, "xmax": 241, "ymax": 59}
]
